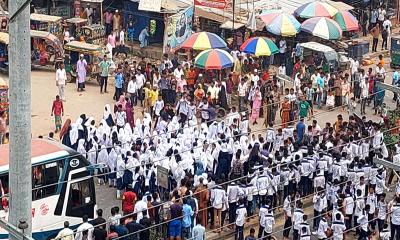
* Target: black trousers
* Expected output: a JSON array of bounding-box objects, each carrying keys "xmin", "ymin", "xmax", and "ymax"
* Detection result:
[
  {"xmin": 283, "ymin": 217, "xmax": 292, "ymax": 237},
  {"xmin": 391, "ymin": 223, "xmax": 400, "ymax": 240},
  {"xmin": 372, "ymin": 38, "xmax": 378, "ymax": 52},
  {"xmin": 100, "ymin": 76, "xmax": 108, "ymax": 92},
  {"xmin": 229, "ymin": 202, "xmax": 237, "ymax": 224}
]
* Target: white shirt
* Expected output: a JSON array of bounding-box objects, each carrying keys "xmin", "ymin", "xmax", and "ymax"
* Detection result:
[
  {"xmin": 134, "ymin": 200, "xmax": 148, "ymax": 223},
  {"xmin": 317, "ymin": 218, "xmax": 329, "ymax": 239},
  {"xmin": 238, "ymin": 82, "xmax": 247, "ymax": 97},
  {"xmin": 331, "ymin": 220, "xmax": 346, "ymax": 240},
  {"xmin": 173, "ymin": 68, "xmax": 184, "ymax": 81},
  {"xmin": 127, "ymin": 80, "xmax": 137, "ymax": 94},
  {"xmin": 383, "ymin": 19, "xmax": 392, "ymax": 34},
  {"xmin": 391, "ymin": 203, "xmax": 400, "ymax": 225},
  {"xmin": 116, "ymin": 111, "xmax": 126, "ymax": 127},
  {"xmin": 279, "ymin": 40, "xmax": 287, "ymax": 53},
  {"xmin": 75, "ymin": 222, "xmax": 93, "ymax": 240},
  {"xmin": 56, "ymin": 68, "xmax": 67, "ymax": 85},
  {"xmin": 378, "ymin": 9, "xmax": 386, "ymax": 21},
  {"xmin": 211, "ymin": 186, "xmax": 226, "ymax": 209},
  {"xmin": 119, "ymin": 30, "xmax": 125, "ymax": 45},
  {"xmin": 135, "ymin": 74, "xmax": 146, "ymax": 89},
  {"xmin": 264, "ymin": 212, "xmax": 275, "ymax": 233},
  {"xmin": 235, "ymin": 205, "xmax": 247, "ymax": 226},
  {"xmin": 55, "ymin": 228, "xmax": 74, "ymax": 240}
]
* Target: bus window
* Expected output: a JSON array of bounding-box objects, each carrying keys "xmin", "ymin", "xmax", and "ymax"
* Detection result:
[
  {"xmin": 66, "ymin": 179, "xmax": 94, "ymax": 218},
  {"xmin": 32, "ymin": 161, "xmax": 63, "ymax": 200}
]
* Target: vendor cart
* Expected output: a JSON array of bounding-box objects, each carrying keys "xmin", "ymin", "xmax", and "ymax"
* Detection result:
[
  {"xmin": 391, "ymin": 35, "xmax": 400, "ymax": 68},
  {"xmin": 30, "ymin": 13, "xmax": 63, "ymax": 38},
  {"xmin": 64, "ymin": 41, "xmax": 103, "ymax": 83}
]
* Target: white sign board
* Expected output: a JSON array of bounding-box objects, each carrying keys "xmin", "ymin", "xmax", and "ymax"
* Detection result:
[{"xmin": 138, "ymin": 0, "xmax": 162, "ymax": 12}]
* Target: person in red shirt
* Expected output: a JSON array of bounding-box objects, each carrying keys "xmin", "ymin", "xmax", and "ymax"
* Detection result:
[
  {"xmin": 51, "ymin": 95, "xmax": 64, "ymax": 133},
  {"xmin": 122, "ymin": 185, "xmax": 136, "ymax": 215}
]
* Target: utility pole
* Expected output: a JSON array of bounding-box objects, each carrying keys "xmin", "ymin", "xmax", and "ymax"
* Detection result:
[{"xmin": 8, "ymin": 0, "xmax": 32, "ymax": 239}]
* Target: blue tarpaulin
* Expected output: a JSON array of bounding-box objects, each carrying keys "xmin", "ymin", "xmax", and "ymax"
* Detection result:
[{"xmin": 122, "ymin": 0, "xmax": 165, "ymax": 43}]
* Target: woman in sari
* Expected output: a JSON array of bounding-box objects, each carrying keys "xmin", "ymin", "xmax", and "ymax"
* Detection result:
[
  {"xmin": 59, "ymin": 118, "xmax": 72, "ymax": 144},
  {"xmin": 281, "ymin": 96, "xmax": 291, "ymax": 128},
  {"xmin": 125, "ymin": 99, "xmax": 135, "ymax": 129},
  {"xmin": 250, "ymin": 87, "xmax": 262, "ymax": 125}
]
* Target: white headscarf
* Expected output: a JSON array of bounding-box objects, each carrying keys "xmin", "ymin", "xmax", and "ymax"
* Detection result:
[
  {"xmin": 87, "ymin": 144, "xmax": 97, "ymax": 165},
  {"xmin": 108, "ymin": 148, "xmax": 118, "ymax": 171},
  {"xmin": 97, "ymin": 145, "xmax": 108, "ymax": 166},
  {"xmin": 77, "ymin": 139, "xmax": 86, "ymax": 156},
  {"xmin": 69, "ymin": 123, "xmax": 79, "ymax": 145}
]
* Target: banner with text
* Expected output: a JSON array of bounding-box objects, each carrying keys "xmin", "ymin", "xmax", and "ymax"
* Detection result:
[
  {"xmin": 139, "ymin": 0, "xmax": 162, "ymax": 12},
  {"xmin": 194, "ymin": 0, "xmax": 226, "ymax": 9},
  {"xmin": 163, "ymin": 6, "xmax": 194, "ymax": 53}
]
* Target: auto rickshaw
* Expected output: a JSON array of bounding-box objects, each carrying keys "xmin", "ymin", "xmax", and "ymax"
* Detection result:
[
  {"xmin": 79, "ymin": 24, "xmax": 105, "ymax": 44},
  {"xmin": 299, "ymin": 42, "xmax": 350, "ymax": 74},
  {"xmin": 30, "ymin": 13, "xmax": 63, "ymax": 39},
  {"xmin": 31, "ymin": 30, "xmax": 64, "ymax": 68},
  {"xmin": 64, "ymin": 18, "xmax": 88, "ymax": 41},
  {"xmin": 391, "ymin": 35, "xmax": 400, "ymax": 68},
  {"xmin": 64, "ymin": 41, "xmax": 103, "ymax": 84}
]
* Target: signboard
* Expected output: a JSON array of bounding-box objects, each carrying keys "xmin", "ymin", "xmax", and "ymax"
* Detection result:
[
  {"xmin": 163, "ymin": 6, "xmax": 194, "ymax": 53},
  {"xmin": 35, "ymin": 8, "xmax": 48, "ymax": 14},
  {"xmin": 194, "ymin": 0, "xmax": 226, "ymax": 9},
  {"xmin": 50, "ymin": 7, "xmax": 71, "ymax": 18},
  {"xmin": 157, "ymin": 166, "xmax": 169, "ymax": 189},
  {"xmin": 376, "ymin": 82, "xmax": 400, "ymax": 94},
  {"xmin": 138, "ymin": 0, "xmax": 162, "ymax": 12}
]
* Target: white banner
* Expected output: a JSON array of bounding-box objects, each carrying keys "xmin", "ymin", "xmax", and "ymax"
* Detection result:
[{"xmin": 138, "ymin": 0, "xmax": 162, "ymax": 12}]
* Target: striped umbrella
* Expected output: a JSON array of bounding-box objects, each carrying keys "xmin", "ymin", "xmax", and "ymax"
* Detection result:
[
  {"xmin": 180, "ymin": 32, "xmax": 227, "ymax": 50},
  {"xmin": 240, "ymin": 37, "xmax": 279, "ymax": 56},
  {"xmin": 259, "ymin": 10, "xmax": 301, "ymax": 36},
  {"xmin": 194, "ymin": 49, "xmax": 234, "ymax": 70},
  {"xmin": 294, "ymin": 1, "xmax": 338, "ymax": 19},
  {"xmin": 301, "ymin": 17, "xmax": 342, "ymax": 40},
  {"xmin": 334, "ymin": 11, "xmax": 359, "ymax": 31}
]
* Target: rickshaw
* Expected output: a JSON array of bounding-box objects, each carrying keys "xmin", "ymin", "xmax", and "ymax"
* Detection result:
[
  {"xmin": 64, "ymin": 41, "xmax": 103, "ymax": 83},
  {"xmin": 31, "ymin": 30, "xmax": 64, "ymax": 68},
  {"xmin": 64, "ymin": 18, "xmax": 88, "ymax": 40},
  {"xmin": 30, "ymin": 14, "xmax": 63, "ymax": 39},
  {"xmin": 79, "ymin": 24, "xmax": 105, "ymax": 44},
  {"xmin": 300, "ymin": 42, "xmax": 350, "ymax": 73}
]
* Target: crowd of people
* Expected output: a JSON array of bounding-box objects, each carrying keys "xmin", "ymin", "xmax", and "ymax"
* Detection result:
[{"xmin": 52, "ymin": 57, "xmax": 400, "ymax": 240}]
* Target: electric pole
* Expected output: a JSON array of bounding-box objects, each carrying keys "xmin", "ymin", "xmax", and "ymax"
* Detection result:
[{"xmin": 8, "ymin": 0, "xmax": 32, "ymax": 238}]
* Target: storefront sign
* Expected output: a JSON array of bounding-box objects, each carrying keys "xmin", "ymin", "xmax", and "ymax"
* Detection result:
[
  {"xmin": 194, "ymin": 0, "xmax": 226, "ymax": 9},
  {"xmin": 138, "ymin": 0, "xmax": 162, "ymax": 12},
  {"xmin": 163, "ymin": 6, "xmax": 194, "ymax": 53},
  {"xmin": 35, "ymin": 8, "xmax": 48, "ymax": 14},
  {"xmin": 50, "ymin": 7, "xmax": 71, "ymax": 18}
]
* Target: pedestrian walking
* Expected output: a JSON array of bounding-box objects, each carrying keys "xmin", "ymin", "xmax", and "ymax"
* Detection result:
[
  {"xmin": 99, "ymin": 56, "xmax": 110, "ymax": 94},
  {"xmin": 370, "ymin": 24, "xmax": 380, "ymax": 52},
  {"xmin": 55, "ymin": 221, "xmax": 74, "ymax": 240},
  {"xmin": 76, "ymin": 54, "xmax": 87, "ymax": 91},
  {"xmin": 51, "ymin": 95, "xmax": 64, "ymax": 133},
  {"xmin": 56, "ymin": 63, "xmax": 67, "ymax": 101}
]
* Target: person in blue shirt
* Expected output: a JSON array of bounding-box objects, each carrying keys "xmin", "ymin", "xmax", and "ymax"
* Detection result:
[
  {"xmin": 114, "ymin": 68, "xmax": 124, "ymax": 101},
  {"xmin": 182, "ymin": 198, "xmax": 194, "ymax": 239},
  {"xmin": 296, "ymin": 118, "xmax": 306, "ymax": 144}
]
